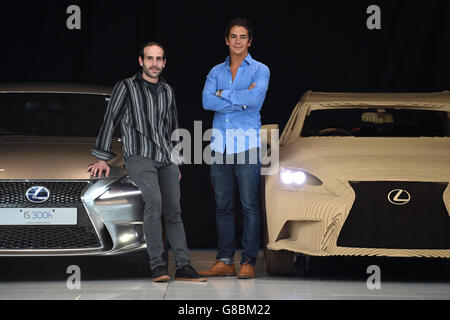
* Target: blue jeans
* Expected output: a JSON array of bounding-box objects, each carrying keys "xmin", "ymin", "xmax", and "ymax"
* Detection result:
[{"xmin": 210, "ymin": 148, "xmax": 261, "ymax": 266}]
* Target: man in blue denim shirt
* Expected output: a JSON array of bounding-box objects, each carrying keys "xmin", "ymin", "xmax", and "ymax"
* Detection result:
[{"xmin": 200, "ymin": 18, "xmax": 270, "ymax": 279}]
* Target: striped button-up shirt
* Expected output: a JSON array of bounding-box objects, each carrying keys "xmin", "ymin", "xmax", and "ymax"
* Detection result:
[{"xmin": 92, "ymin": 72, "xmax": 180, "ymax": 164}]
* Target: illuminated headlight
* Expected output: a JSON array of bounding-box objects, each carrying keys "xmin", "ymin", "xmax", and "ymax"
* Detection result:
[
  {"xmin": 98, "ymin": 189, "xmax": 141, "ymax": 200},
  {"xmin": 280, "ymin": 168, "xmax": 306, "ymax": 185},
  {"xmin": 279, "ymin": 167, "xmax": 322, "ymax": 186},
  {"xmin": 96, "ymin": 176, "xmax": 141, "ymax": 201}
]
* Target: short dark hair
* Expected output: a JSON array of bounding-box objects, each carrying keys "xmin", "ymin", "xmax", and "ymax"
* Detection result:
[
  {"xmin": 225, "ymin": 17, "xmax": 254, "ymax": 40},
  {"xmin": 140, "ymin": 41, "xmax": 166, "ymax": 59}
]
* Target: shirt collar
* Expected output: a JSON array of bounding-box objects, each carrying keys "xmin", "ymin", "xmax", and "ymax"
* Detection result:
[
  {"xmin": 225, "ymin": 53, "xmax": 253, "ymax": 66},
  {"xmin": 133, "ymin": 71, "xmax": 166, "ymax": 85}
]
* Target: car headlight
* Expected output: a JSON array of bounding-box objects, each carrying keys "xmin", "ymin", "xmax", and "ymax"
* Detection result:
[
  {"xmin": 96, "ymin": 176, "xmax": 141, "ymax": 201},
  {"xmin": 279, "ymin": 167, "xmax": 322, "ymax": 186}
]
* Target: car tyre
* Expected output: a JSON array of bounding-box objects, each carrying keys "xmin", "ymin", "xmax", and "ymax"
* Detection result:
[
  {"xmin": 294, "ymin": 253, "xmax": 310, "ymax": 277},
  {"xmin": 265, "ymin": 249, "xmax": 296, "ymax": 276}
]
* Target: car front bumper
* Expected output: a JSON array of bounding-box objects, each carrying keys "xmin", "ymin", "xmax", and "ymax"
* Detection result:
[
  {"xmin": 0, "ymin": 179, "xmax": 147, "ymax": 257},
  {"xmin": 264, "ymin": 176, "xmax": 450, "ymax": 258}
]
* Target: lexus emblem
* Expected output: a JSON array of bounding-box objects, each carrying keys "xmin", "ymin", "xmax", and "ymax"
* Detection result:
[
  {"xmin": 387, "ymin": 189, "xmax": 411, "ymax": 205},
  {"xmin": 25, "ymin": 186, "xmax": 50, "ymax": 204}
]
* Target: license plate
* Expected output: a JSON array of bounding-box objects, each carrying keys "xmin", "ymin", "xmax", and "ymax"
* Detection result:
[{"xmin": 0, "ymin": 208, "xmax": 77, "ymax": 225}]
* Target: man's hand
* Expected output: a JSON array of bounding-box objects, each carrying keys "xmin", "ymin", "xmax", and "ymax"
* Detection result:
[
  {"xmin": 248, "ymin": 83, "xmax": 256, "ymax": 90},
  {"xmin": 87, "ymin": 160, "xmax": 110, "ymax": 179}
]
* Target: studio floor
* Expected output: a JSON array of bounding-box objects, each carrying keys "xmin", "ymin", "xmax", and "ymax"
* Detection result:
[{"xmin": 0, "ymin": 250, "xmax": 448, "ymax": 300}]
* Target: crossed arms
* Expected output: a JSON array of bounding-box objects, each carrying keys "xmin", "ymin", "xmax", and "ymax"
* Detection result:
[{"xmin": 202, "ymin": 64, "xmax": 270, "ymax": 113}]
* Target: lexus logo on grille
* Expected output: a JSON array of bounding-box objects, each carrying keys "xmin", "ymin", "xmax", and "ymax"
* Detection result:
[
  {"xmin": 25, "ymin": 186, "xmax": 50, "ymax": 203},
  {"xmin": 387, "ymin": 189, "xmax": 411, "ymax": 205}
]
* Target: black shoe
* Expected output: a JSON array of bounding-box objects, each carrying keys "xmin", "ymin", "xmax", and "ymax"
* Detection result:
[
  {"xmin": 151, "ymin": 266, "xmax": 170, "ymax": 282},
  {"xmin": 175, "ymin": 265, "xmax": 208, "ymax": 282}
]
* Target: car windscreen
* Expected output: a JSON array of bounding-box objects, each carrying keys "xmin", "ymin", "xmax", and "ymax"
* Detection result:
[
  {"xmin": 301, "ymin": 108, "xmax": 450, "ymax": 137},
  {"xmin": 0, "ymin": 92, "xmax": 118, "ymax": 137}
]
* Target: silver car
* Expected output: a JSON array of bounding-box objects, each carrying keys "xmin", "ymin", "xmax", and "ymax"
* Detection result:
[{"xmin": 0, "ymin": 83, "xmax": 147, "ymax": 257}]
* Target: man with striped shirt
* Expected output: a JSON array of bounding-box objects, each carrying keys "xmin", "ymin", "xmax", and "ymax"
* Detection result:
[{"xmin": 87, "ymin": 42, "xmax": 206, "ymax": 282}]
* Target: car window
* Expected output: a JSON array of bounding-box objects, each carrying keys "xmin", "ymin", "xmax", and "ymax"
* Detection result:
[
  {"xmin": 0, "ymin": 93, "xmax": 119, "ymax": 137},
  {"xmin": 301, "ymin": 108, "xmax": 450, "ymax": 137}
]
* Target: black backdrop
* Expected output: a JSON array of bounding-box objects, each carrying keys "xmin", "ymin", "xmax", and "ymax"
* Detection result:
[{"xmin": 0, "ymin": 0, "xmax": 449, "ymax": 248}]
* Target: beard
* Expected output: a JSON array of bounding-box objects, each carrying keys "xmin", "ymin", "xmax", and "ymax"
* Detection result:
[{"xmin": 143, "ymin": 66, "xmax": 163, "ymax": 80}]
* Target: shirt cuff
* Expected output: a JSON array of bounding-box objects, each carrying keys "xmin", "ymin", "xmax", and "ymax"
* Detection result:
[
  {"xmin": 91, "ymin": 148, "xmax": 116, "ymax": 162},
  {"xmin": 220, "ymin": 90, "xmax": 243, "ymax": 111},
  {"xmin": 220, "ymin": 90, "xmax": 233, "ymax": 102}
]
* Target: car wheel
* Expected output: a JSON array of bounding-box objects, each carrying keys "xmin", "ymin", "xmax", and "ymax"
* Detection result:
[
  {"xmin": 265, "ymin": 249, "xmax": 296, "ymax": 276},
  {"xmin": 294, "ymin": 253, "xmax": 310, "ymax": 277},
  {"xmin": 261, "ymin": 176, "xmax": 296, "ymax": 276}
]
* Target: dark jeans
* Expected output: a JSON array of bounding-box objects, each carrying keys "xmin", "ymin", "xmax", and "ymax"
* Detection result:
[
  {"xmin": 210, "ymin": 148, "xmax": 262, "ymax": 266},
  {"xmin": 125, "ymin": 155, "xmax": 191, "ymax": 271}
]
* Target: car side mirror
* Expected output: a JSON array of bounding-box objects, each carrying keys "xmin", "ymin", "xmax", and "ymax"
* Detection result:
[{"xmin": 261, "ymin": 124, "xmax": 279, "ymax": 147}]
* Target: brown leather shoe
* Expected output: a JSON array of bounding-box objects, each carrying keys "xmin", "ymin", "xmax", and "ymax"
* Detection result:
[
  {"xmin": 238, "ymin": 263, "xmax": 255, "ymax": 279},
  {"xmin": 198, "ymin": 260, "xmax": 236, "ymax": 277}
]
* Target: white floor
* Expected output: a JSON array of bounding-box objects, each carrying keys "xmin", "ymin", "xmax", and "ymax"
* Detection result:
[{"xmin": 0, "ymin": 250, "xmax": 448, "ymax": 300}]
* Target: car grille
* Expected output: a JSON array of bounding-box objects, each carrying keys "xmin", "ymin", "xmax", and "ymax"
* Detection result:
[
  {"xmin": 337, "ymin": 181, "xmax": 450, "ymax": 250},
  {"xmin": 0, "ymin": 182, "xmax": 102, "ymax": 250}
]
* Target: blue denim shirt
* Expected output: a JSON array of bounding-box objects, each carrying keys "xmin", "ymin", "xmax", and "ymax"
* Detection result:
[{"xmin": 202, "ymin": 54, "xmax": 270, "ymax": 154}]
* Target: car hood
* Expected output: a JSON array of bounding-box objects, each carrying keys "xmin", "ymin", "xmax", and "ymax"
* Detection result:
[
  {"xmin": 281, "ymin": 137, "xmax": 450, "ymax": 182},
  {"xmin": 0, "ymin": 136, "xmax": 125, "ymax": 180}
]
